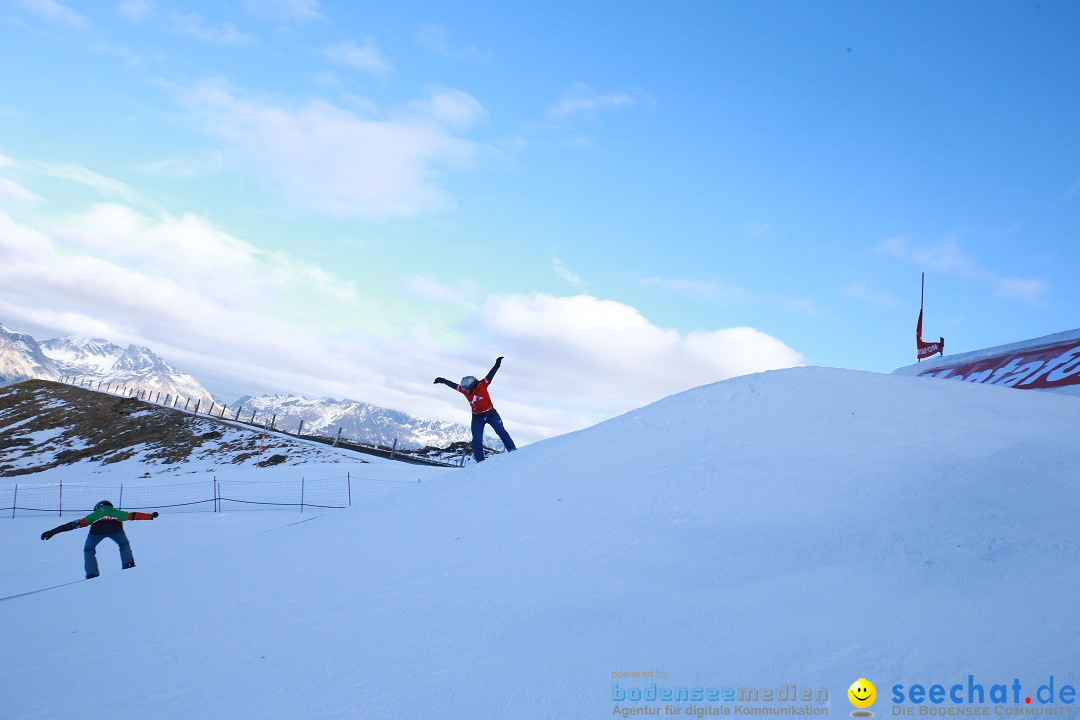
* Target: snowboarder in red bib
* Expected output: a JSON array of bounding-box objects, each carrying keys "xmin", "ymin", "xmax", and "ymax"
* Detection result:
[
  {"xmin": 40, "ymin": 500, "xmax": 158, "ymax": 579},
  {"xmin": 435, "ymin": 356, "xmax": 517, "ymax": 463}
]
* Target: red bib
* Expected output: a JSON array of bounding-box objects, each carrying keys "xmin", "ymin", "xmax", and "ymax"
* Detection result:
[{"xmin": 459, "ymin": 377, "xmax": 494, "ymax": 414}]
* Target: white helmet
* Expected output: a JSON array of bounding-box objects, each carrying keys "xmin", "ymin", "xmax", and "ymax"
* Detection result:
[{"xmin": 460, "ymin": 376, "xmax": 478, "ymax": 390}]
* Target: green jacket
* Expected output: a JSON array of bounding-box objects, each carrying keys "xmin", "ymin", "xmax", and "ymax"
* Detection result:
[
  {"xmin": 80, "ymin": 507, "xmax": 155, "ymax": 535},
  {"xmin": 79, "ymin": 506, "xmax": 149, "ymax": 526},
  {"xmin": 40, "ymin": 507, "xmax": 156, "ymax": 541}
]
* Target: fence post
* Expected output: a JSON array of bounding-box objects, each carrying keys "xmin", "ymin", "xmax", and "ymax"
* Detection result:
[
  {"xmin": 297, "ymin": 419, "xmax": 304, "ymax": 436},
  {"xmin": 119, "ymin": 484, "xmax": 124, "ymax": 510},
  {"xmin": 333, "ymin": 427, "xmax": 342, "ymax": 447},
  {"xmin": 250, "ymin": 409, "xmax": 256, "ymax": 423},
  {"xmin": 300, "ymin": 477, "xmax": 305, "ymax": 514},
  {"xmin": 391, "ymin": 438, "xmax": 397, "ymax": 460},
  {"xmin": 214, "ymin": 477, "xmax": 218, "ymax": 513},
  {"xmin": 59, "ymin": 478, "xmax": 63, "ymax": 517},
  {"xmin": 193, "ymin": 399, "xmax": 200, "ymax": 414},
  {"xmin": 271, "ymin": 414, "xmax": 276, "ymax": 431},
  {"xmin": 347, "ymin": 472, "xmax": 351, "ymax": 507},
  {"xmin": 11, "ymin": 484, "xmax": 17, "ymax": 519}
]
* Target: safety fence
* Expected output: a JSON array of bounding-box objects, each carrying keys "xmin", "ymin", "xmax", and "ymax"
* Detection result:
[
  {"xmin": 0, "ymin": 473, "xmax": 420, "ymax": 518},
  {"xmin": 56, "ymin": 376, "xmax": 466, "ymax": 468}
]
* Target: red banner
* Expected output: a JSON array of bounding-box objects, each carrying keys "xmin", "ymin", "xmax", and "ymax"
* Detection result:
[
  {"xmin": 916, "ymin": 309, "xmax": 945, "ymax": 360},
  {"xmin": 916, "ymin": 339, "xmax": 1080, "ymax": 390}
]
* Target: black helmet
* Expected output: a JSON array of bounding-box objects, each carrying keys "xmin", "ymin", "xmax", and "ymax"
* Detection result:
[{"xmin": 94, "ymin": 500, "xmax": 114, "ymax": 511}]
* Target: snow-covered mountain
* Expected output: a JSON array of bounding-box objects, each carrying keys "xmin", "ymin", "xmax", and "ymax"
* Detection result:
[
  {"xmin": 0, "ymin": 321, "xmax": 481, "ymax": 453},
  {"xmin": 235, "ymin": 393, "xmax": 481, "ymax": 451},
  {"xmin": 0, "ymin": 322, "xmax": 217, "ymax": 409},
  {"xmin": 39, "ymin": 334, "xmax": 217, "ymax": 408},
  {"xmin": 0, "ymin": 323, "xmax": 62, "ymax": 385}
]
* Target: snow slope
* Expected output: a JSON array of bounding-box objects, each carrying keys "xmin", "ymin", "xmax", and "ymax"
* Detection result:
[{"xmin": 2, "ymin": 366, "xmax": 1078, "ymax": 719}]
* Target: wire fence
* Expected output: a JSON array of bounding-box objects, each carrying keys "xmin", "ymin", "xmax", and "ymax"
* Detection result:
[
  {"xmin": 55, "ymin": 375, "xmax": 468, "ymax": 467},
  {"xmin": 0, "ymin": 473, "xmax": 420, "ymax": 519}
]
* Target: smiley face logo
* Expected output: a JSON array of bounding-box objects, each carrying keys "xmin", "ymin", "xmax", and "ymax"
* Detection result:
[{"xmin": 848, "ymin": 678, "xmax": 876, "ymax": 710}]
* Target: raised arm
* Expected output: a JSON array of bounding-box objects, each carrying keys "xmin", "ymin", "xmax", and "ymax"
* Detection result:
[
  {"xmin": 75, "ymin": 507, "xmax": 158, "ymax": 528},
  {"xmin": 434, "ymin": 377, "xmax": 459, "ymax": 390},
  {"xmin": 485, "ymin": 357, "xmax": 504, "ymax": 382},
  {"xmin": 41, "ymin": 520, "xmax": 81, "ymax": 540}
]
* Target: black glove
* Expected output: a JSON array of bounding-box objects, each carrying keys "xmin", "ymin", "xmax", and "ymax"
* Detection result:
[
  {"xmin": 41, "ymin": 520, "xmax": 79, "ymax": 540},
  {"xmin": 151, "ymin": 512, "xmax": 159, "ymax": 518},
  {"xmin": 434, "ymin": 377, "xmax": 449, "ymax": 385},
  {"xmin": 495, "ymin": 356, "xmax": 504, "ymax": 363}
]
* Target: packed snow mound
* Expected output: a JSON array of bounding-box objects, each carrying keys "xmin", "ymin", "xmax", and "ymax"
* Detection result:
[{"xmin": 3, "ymin": 366, "xmax": 1079, "ymax": 719}]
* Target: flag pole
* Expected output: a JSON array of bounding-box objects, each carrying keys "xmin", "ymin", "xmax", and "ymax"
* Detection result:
[{"xmin": 918, "ymin": 272, "xmax": 925, "ymax": 363}]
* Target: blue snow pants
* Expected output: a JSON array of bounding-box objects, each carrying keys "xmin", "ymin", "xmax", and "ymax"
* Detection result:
[
  {"xmin": 471, "ymin": 408, "xmax": 517, "ymax": 462},
  {"xmin": 84, "ymin": 530, "xmax": 134, "ymax": 577}
]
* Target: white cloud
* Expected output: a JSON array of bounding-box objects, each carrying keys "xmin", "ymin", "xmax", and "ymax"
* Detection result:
[
  {"xmin": 0, "ymin": 201, "xmax": 386, "ymax": 395},
  {"xmin": 408, "ymin": 89, "xmax": 487, "ymax": 132},
  {"xmin": 323, "ymin": 40, "xmax": 393, "ymax": 79},
  {"xmin": 785, "ymin": 298, "xmax": 823, "ymax": 319},
  {"xmin": 878, "ymin": 236, "xmax": 974, "ymax": 273},
  {"xmin": 642, "ymin": 276, "xmax": 749, "ymax": 305},
  {"xmin": 17, "ymin": 0, "xmax": 88, "ymax": 28},
  {"xmin": 168, "ymin": 11, "xmax": 252, "ymax": 45},
  {"xmin": 744, "ymin": 220, "xmax": 772, "ymax": 237},
  {"xmin": 1, "ymin": 175, "xmax": 804, "ymax": 445},
  {"xmin": 403, "ymin": 275, "xmax": 478, "ymax": 309},
  {"xmin": 179, "ymin": 79, "xmax": 483, "ymax": 218},
  {"xmin": 136, "ymin": 150, "xmax": 224, "ymax": 179},
  {"xmin": 840, "ymin": 281, "xmax": 901, "ymax": 308},
  {"xmin": 467, "ymin": 293, "xmax": 803, "ymax": 437},
  {"xmin": 414, "ymin": 24, "xmax": 493, "ymax": 63},
  {"xmin": 118, "ymin": 0, "xmax": 150, "ymax": 22},
  {"xmin": 548, "ymin": 84, "xmax": 642, "ymax": 121},
  {"xmin": 553, "ymin": 258, "xmax": 586, "ymax": 288},
  {"xmin": 0, "ymin": 177, "xmax": 44, "ymax": 209},
  {"xmin": 244, "ymin": 0, "xmax": 323, "ymax": 23},
  {"xmin": 33, "ymin": 162, "xmax": 140, "ymax": 203},
  {"xmin": 996, "ymin": 277, "xmax": 1048, "ymax": 303},
  {"xmin": 878, "ymin": 236, "xmax": 1047, "ymax": 304}
]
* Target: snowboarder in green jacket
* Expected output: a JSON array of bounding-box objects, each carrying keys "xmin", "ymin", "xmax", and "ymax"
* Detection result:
[{"xmin": 41, "ymin": 500, "xmax": 158, "ymax": 579}]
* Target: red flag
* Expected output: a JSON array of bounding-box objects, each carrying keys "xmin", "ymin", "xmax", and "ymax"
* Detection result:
[{"xmin": 916, "ymin": 309, "xmax": 945, "ymax": 360}]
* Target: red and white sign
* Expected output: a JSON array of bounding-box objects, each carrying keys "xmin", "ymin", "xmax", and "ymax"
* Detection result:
[
  {"xmin": 916, "ymin": 308, "xmax": 944, "ymax": 360},
  {"xmin": 916, "ymin": 338, "xmax": 1080, "ymax": 390}
]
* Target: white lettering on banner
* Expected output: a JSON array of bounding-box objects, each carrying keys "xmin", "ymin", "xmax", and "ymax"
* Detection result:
[
  {"xmin": 998, "ymin": 361, "xmax": 1045, "ymax": 388},
  {"xmin": 1044, "ymin": 348, "xmax": 1080, "ymax": 383},
  {"xmin": 917, "ymin": 342, "xmax": 1080, "ymax": 391}
]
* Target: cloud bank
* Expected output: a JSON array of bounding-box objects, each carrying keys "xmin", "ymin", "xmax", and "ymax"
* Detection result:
[
  {"xmin": 179, "ymin": 81, "xmax": 485, "ymax": 218},
  {"xmin": 0, "ymin": 172, "xmax": 803, "ymax": 443}
]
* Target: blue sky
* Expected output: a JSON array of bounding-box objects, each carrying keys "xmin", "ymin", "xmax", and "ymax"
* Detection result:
[{"xmin": 1, "ymin": 0, "xmax": 1078, "ymax": 443}]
